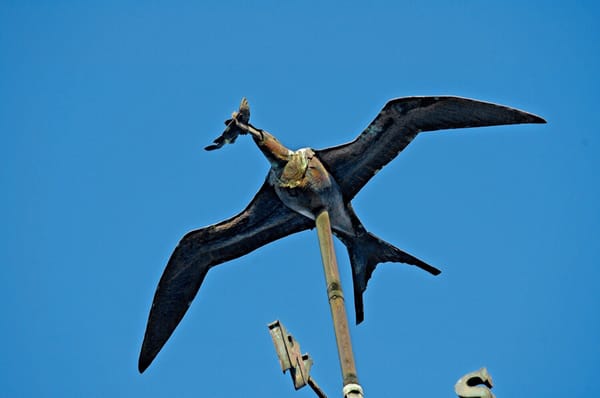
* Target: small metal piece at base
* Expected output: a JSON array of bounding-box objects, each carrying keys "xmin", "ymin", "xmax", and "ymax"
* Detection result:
[
  {"xmin": 454, "ymin": 367, "xmax": 495, "ymax": 398},
  {"xmin": 342, "ymin": 383, "xmax": 364, "ymax": 398}
]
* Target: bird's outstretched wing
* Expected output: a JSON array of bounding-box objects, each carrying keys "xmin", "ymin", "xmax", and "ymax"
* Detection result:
[
  {"xmin": 138, "ymin": 181, "xmax": 313, "ymax": 372},
  {"xmin": 316, "ymin": 96, "xmax": 546, "ymax": 201}
]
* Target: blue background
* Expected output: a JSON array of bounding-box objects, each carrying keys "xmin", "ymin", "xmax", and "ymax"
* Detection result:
[{"xmin": 2, "ymin": 1, "xmax": 598, "ymax": 397}]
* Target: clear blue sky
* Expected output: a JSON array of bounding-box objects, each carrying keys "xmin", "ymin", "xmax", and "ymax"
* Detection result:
[{"xmin": 2, "ymin": 1, "xmax": 598, "ymax": 397}]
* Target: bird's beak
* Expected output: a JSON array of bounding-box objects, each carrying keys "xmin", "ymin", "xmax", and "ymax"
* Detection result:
[
  {"xmin": 255, "ymin": 132, "xmax": 290, "ymax": 167},
  {"xmin": 231, "ymin": 118, "xmax": 290, "ymax": 166}
]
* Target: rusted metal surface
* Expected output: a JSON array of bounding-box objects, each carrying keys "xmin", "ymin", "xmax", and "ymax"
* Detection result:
[
  {"xmin": 315, "ymin": 210, "xmax": 363, "ymax": 397},
  {"xmin": 454, "ymin": 367, "xmax": 495, "ymax": 398},
  {"xmin": 268, "ymin": 320, "xmax": 327, "ymax": 398}
]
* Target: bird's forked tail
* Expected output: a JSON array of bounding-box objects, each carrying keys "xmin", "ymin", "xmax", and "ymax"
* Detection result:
[{"xmin": 341, "ymin": 231, "xmax": 441, "ymax": 324}]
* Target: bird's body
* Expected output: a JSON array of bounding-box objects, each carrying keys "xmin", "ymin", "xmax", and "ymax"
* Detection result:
[
  {"xmin": 250, "ymin": 128, "xmax": 442, "ymax": 323},
  {"xmin": 265, "ymin": 144, "xmax": 354, "ymax": 235},
  {"xmin": 138, "ymin": 96, "xmax": 546, "ymax": 373}
]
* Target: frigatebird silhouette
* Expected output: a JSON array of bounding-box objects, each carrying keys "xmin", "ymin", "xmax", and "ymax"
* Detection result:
[{"xmin": 139, "ymin": 96, "xmax": 545, "ymax": 373}]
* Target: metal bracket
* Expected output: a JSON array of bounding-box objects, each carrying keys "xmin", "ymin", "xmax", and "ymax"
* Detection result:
[{"xmin": 268, "ymin": 320, "xmax": 327, "ymax": 398}]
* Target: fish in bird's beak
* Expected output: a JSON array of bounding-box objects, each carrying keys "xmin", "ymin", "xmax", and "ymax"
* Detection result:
[{"xmin": 204, "ymin": 97, "xmax": 250, "ymax": 151}]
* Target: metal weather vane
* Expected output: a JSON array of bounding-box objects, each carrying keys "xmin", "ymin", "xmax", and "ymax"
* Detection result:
[{"xmin": 139, "ymin": 96, "xmax": 545, "ymax": 396}]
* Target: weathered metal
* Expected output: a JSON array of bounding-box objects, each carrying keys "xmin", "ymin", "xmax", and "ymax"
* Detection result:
[
  {"xmin": 234, "ymin": 117, "xmax": 442, "ymax": 326},
  {"xmin": 139, "ymin": 97, "xmax": 546, "ymax": 375},
  {"xmin": 268, "ymin": 320, "xmax": 313, "ymax": 390},
  {"xmin": 454, "ymin": 367, "xmax": 495, "ymax": 398},
  {"xmin": 268, "ymin": 320, "xmax": 327, "ymax": 398},
  {"xmin": 315, "ymin": 210, "xmax": 363, "ymax": 398}
]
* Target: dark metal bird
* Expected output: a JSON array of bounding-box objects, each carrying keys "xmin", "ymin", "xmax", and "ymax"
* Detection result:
[
  {"xmin": 204, "ymin": 97, "xmax": 250, "ymax": 150},
  {"xmin": 139, "ymin": 96, "xmax": 545, "ymax": 373}
]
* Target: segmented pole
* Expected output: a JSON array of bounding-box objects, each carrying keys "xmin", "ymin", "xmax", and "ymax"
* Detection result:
[{"xmin": 315, "ymin": 210, "xmax": 364, "ymax": 398}]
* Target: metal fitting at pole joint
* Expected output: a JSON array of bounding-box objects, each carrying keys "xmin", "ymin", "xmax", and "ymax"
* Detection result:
[
  {"xmin": 327, "ymin": 282, "xmax": 344, "ymax": 301},
  {"xmin": 342, "ymin": 383, "xmax": 364, "ymax": 398}
]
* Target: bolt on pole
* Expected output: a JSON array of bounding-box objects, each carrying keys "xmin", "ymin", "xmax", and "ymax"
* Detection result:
[{"xmin": 315, "ymin": 210, "xmax": 364, "ymax": 398}]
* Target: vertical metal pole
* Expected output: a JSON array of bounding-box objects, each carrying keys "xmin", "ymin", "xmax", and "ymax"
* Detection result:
[{"xmin": 315, "ymin": 210, "xmax": 364, "ymax": 398}]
